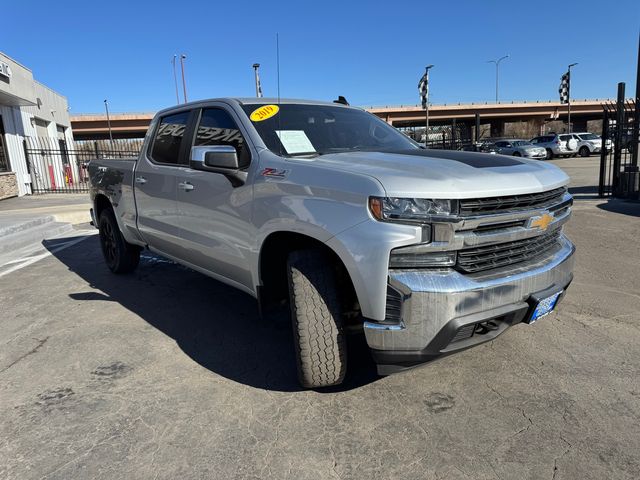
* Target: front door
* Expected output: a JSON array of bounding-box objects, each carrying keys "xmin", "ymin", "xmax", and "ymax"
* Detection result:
[{"xmin": 174, "ymin": 106, "xmax": 255, "ymax": 291}]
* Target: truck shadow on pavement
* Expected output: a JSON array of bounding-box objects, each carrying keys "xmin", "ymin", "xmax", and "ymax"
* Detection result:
[{"xmin": 47, "ymin": 236, "xmax": 379, "ymax": 393}]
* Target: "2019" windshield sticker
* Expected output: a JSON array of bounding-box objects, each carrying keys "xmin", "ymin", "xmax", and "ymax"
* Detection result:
[{"xmin": 250, "ymin": 104, "xmax": 279, "ymax": 122}]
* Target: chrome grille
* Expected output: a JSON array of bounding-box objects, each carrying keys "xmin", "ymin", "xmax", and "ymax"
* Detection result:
[
  {"xmin": 456, "ymin": 230, "xmax": 562, "ymax": 273},
  {"xmin": 459, "ymin": 187, "xmax": 567, "ymax": 216}
]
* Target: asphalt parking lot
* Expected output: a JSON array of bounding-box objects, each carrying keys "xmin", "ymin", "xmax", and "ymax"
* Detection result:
[{"xmin": 1, "ymin": 157, "xmax": 639, "ymax": 480}]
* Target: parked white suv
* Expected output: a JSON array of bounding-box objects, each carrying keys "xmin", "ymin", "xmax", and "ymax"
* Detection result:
[
  {"xmin": 530, "ymin": 134, "xmax": 578, "ymax": 159},
  {"xmin": 572, "ymin": 132, "xmax": 603, "ymax": 157}
]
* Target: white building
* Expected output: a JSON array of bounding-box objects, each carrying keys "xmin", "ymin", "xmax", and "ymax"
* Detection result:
[{"xmin": 0, "ymin": 52, "xmax": 74, "ymax": 198}]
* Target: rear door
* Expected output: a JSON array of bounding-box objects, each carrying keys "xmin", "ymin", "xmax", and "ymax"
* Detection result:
[
  {"xmin": 495, "ymin": 141, "xmax": 512, "ymax": 154},
  {"xmin": 134, "ymin": 110, "xmax": 195, "ymax": 255},
  {"xmin": 173, "ymin": 105, "xmax": 256, "ymax": 291}
]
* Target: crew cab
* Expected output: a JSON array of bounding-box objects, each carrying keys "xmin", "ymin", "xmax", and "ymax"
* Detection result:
[{"xmin": 89, "ymin": 98, "xmax": 575, "ymax": 388}]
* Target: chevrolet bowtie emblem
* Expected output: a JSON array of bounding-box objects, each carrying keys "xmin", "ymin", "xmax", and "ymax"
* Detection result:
[{"xmin": 529, "ymin": 213, "xmax": 554, "ymax": 231}]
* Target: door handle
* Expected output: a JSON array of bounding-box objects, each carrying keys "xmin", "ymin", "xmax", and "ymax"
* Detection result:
[
  {"xmin": 135, "ymin": 176, "xmax": 147, "ymax": 185},
  {"xmin": 178, "ymin": 181, "xmax": 194, "ymax": 192}
]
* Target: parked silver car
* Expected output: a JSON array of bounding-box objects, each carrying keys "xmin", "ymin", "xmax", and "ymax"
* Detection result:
[
  {"xmin": 530, "ymin": 134, "xmax": 578, "ymax": 159},
  {"xmin": 494, "ymin": 139, "xmax": 547, "ymax": 159}
]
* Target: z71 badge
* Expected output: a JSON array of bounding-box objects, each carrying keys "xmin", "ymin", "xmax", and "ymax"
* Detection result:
[{"xmin": 261, "ymin": 167, "xmax": 289, "ymax": 178}]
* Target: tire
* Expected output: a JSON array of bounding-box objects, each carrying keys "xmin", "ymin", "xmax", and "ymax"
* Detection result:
[
  {"xmin": 287, "ymin": 249, "xmax": 347, "ymax": 388},
  {"xmin": 512, "ymin": 152, "xmax": 521, "ymax": 157},
  {"xmin": 546, "ymin": 149, "xmax": 554, "ymax": 160},
  {"xmin": 98, "ymin": 208, "xmax": 140, "ymax": 274}
]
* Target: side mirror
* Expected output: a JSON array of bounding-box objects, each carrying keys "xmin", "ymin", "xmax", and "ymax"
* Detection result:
[
  {"xmin": 189, "ymin": 145, "xmax": 247, "ymax": 187},
  {"xmin": 190, "ymin": 145, "xmax": 239, "ymax": 172}
]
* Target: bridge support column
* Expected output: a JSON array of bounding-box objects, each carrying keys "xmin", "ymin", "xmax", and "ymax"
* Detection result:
[{"xmin": 490, "ymin": 120, "xmax": 505, "ymax": 138}]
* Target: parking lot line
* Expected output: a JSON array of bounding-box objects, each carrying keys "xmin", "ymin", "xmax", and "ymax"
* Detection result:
[{"xmin": 0, "ymin": 230, "xmax": 97, "ymax": 278}]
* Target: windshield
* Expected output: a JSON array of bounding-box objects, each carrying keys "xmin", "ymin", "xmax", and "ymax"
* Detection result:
[
  {"xmin": 241, "ymin": 103, "xmax": 418, "ymax": 156},
  {"xmin": 512, "ymin": 140, "xmax": 532, "ymax": 146}
]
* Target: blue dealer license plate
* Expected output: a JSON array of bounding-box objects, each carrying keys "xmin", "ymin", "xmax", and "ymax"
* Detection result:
[{"xmin": 529, "ymin": 291, "xmax": 562, "ymax": 323}]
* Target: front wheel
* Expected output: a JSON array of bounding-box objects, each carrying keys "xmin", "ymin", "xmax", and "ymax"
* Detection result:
[
  {"xmin": 287, "ymin": 250, "xmax": 347, "ymax": 388},
  {"xmin": 512, "ymin": 152, "xmax": 521, "ymax": 157},
  {"xmin": 98, "ymin": 208, "xmax": 140, "ymax": 274}
]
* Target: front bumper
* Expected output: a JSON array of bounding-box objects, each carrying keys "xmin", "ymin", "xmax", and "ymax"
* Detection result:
[
  {"xmin": 364, "ymin": 235, "xmax": 575, "ymax": 374},
  {"xmin": 524, "ymin": 150, "xmax": 547, "ymax": 159}
]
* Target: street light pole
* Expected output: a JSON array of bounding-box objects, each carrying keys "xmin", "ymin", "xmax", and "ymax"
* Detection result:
[
  {"xmin": 171, "ymin": 55, "xmax": 180, "ymax": 104},
  {"xmin": 103, "ymin": 99, "xmax": 113, "ymax": 147},
  {"xmin": 487, "ymin": 55, "xmax": 509, "ymax": 103},
  {"xmin": 567, "ymin": 62, "xmax": 578, "ymax": 133},
  {"xmin": 180, "ymin": 54, "xmax": 188, "ymax": 103},
  {"xmin": 424, "ymin": 64, "xmax": 434, "ymax": 144},
  {"xmin": 252, "ymin": 63, "xmax": 261, "ymax": 97}
]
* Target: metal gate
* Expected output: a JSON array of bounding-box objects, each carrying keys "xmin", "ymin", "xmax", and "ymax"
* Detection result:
[
  {"xmin": 24, "ymin": 138, "xmax": 143, "ymax": 194},
  {"xmin": 599, "ymin": 83, "xmax": 640, "ymax": 198}
]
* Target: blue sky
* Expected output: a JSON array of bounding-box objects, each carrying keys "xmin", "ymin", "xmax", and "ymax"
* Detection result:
[{"xmin": 3, "ymin": 0, "xmax": 639, "ymax": 113}]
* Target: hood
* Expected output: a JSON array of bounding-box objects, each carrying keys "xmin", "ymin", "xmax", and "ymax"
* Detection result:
[{"xmin": 304, "ymin": 149, "xmax": 569, "ymax": 198}]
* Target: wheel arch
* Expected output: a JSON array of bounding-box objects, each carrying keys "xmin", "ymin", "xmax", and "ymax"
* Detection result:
[
  {"xmin": 257, "ymin": 231, "xmax": 360, "ymax": 318},
  {"xmin": 94, "ymin": 193, "xmax": 113, "ymax": 221}
]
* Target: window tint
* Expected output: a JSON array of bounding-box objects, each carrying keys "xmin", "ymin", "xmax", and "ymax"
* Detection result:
[
  {"xmin": 151, "ymin": 112, "xmax": 190, "ymax": 164},
  {"xmin": 559, "ymin": 135, "xmax": 572, "ymax": 141},
  {"xmin": 495, "ymin": 141, "xmax": 506, "ymax": 147},
  {"xmin": 195, "ymin": 108, "xmax": 250, "ymax": 168}
]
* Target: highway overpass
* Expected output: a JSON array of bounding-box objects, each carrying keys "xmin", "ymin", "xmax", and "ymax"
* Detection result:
[{"xmin": 70, "ymin": 99, "xmax": 614, "ymax": 140}]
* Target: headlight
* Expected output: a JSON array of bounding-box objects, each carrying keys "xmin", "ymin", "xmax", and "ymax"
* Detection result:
[
  {"xmin": 369, "ymin": 197, "xmax": 455, "ymax": 223},
  {"xmin": 389, "ymin": 244, "xmax": 456, "ymax": 268}
]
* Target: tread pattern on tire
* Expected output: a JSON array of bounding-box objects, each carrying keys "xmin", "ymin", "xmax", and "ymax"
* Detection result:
[
  {"xmin": 99, "ymin": 209, "xmax": 140, "ymax": 274},
  {"xmin": 287, "ymin": 250, "xmax": 346, "ymax": 388}
]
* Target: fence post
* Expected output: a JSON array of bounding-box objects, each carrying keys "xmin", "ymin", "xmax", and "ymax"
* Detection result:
[
  {"xmin": 598, "ymin": 109, "xmax": 609, "ymax": 197},
  {"xmin": 612, "ymin": 83, "xmax": 626, "ymax": 195},
  {"xmin": 94, "ymin": 141, "xmax": 100, "ymax": 160}
]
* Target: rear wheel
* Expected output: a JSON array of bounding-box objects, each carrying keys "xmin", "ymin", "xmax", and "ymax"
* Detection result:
[
  {"xmin": 287, "ymin": 249, "xmax": 347, "ymax": 388},
  {"xmin": 98, "ymin": 208, "xmax": 140, "ymax": 274},
  {"xmin": 546, "ymin": 149, "xmax": 554, "ymax": 160},
  {"xmin": 512, "ymin": 152, "xmax": 521, "ymax": 157}
]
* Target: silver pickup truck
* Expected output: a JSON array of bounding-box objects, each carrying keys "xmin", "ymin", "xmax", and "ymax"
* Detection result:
[{"xmin": 89, "ymin": 98, "xmax": 575, "ymax": 388}]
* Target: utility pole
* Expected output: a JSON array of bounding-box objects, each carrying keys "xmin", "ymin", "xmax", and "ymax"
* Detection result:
[
  {"xmin": 171, "ymin": 55, "xmax": 180, "ymax": 104},
  {"xmin": 180, "ymin": 54, "xmax": 188, "ymax": 103},
  {"xmin": 487, "ymin": 55, "xmax": 509, "ymax": 103},
  {"xmin": 103, "ymin": 99, "xmax": 113, "ymax": 147},
  {"xmin": 424, "ymin": 64, "xmax": 434, "ymax": 144},
  {"xmin": 567, "ymin": 62, "xmax": 578, "ymax": 132}
]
